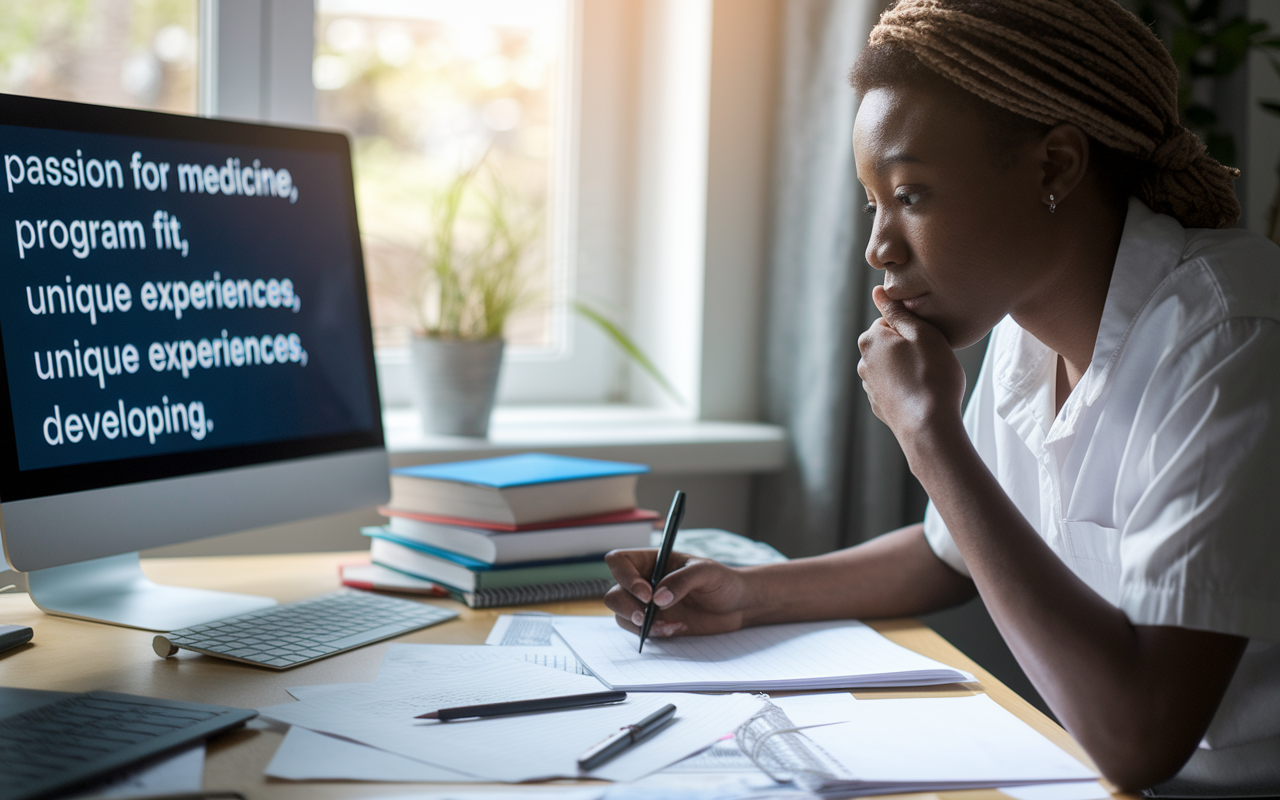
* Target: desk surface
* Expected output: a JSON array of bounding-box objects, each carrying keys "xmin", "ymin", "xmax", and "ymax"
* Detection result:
[{"xmin": 0, "ymin": 551, "xmax": 1115, "ymax": 799}]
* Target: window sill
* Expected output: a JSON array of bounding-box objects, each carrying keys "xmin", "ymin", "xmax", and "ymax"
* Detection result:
[{"xmin": 383, "ymin": 405, "xmax": 788, "ymax": 474}]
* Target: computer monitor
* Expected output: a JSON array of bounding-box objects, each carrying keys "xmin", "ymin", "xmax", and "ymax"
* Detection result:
[{"xmin": 0, "ymin": 93, "xmax": 388, "ymax": 631}]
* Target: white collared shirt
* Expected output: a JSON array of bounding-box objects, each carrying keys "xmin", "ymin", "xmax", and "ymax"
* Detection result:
[{"xmin": 923, "ymin": 198, "xmax": 1280, "ymax": 749}]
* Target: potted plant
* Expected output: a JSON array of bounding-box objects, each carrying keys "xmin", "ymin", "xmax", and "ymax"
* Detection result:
[{"xmin": 405, "ymin": 159, "xmax": 537, "ymax": 437}]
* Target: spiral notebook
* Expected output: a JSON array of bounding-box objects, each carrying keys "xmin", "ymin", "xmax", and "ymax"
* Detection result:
[
  {"xmin": 736, "ymin": 694, "xmax": 1096, "ymax": 797},
  {"xmin": 457, "ymin": 578, "xmax": 615, "ymax": 609}
]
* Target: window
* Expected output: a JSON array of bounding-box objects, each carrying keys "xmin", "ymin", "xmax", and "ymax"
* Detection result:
[
  {"xmin": 313, "ymin": 0, "xmax": 567, "ymax": 358},
  {"xmin": 0, "ymin": 0, "xmax": 198, "ymax": 114},
  {"xmin": 189, "ymin": 0, "xmax": 776, "ymax": 417}
]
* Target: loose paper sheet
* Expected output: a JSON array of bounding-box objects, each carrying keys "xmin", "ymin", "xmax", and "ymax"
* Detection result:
[
  {"xmin": 261, "ymin": 656, "xmax": 765, "ymax": 782},
  {"xmin": 1000, "ymin": 781, "xmax": 1111, "ymax": 800},
  {"xmin": 601, "ymin": 772, "xmax": 803, "ymax": 800},
  {"xmin": 485, "ymin": 613, "xmax": 556, "ymax": 646},
  {"xmin": 68, "ymin": 743, "xmax": 205, "ymax": 799},
  {"xmin": 802, "ymin": 695, "xmax": 1095, "ymax": 784},
  {"xmin": 378, "ymin": 642, "xmax": 590, "ymax": 679},
  {"xmin": 553, "ymin": 616, "xmax": 972, "ymax": 691},
  {"xmin": 372, "ymin": 792, "xmax": 604, "ymax": 800},
  {"xmin": 266, "ymin": 726, "xmax": 483, "ymax": 782},
  {"xmin": 770, "ymin": 692, "xmax": 859, "ymax": 726}
]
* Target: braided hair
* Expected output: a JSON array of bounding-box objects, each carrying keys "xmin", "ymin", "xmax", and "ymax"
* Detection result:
[{"xmin": 852, "ymin": 0, "xmax": 1241, "ymax": 229}]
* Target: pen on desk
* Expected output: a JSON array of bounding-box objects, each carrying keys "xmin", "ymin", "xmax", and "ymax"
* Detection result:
[
  {"xmin": 638, "ymin": 490, "xmax": 685, "ymax": 653},
  {"xmin": 415, "ymin": 690, "xmax": 627, "ymax": 720},
  {"xmin": 577, "ymin": 703, "xmax": 678, "ymax": 772}
]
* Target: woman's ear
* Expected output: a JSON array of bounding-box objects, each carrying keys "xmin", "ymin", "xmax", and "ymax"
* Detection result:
[{"xmin": 1039, "ymin": 123, "xmax": 1090, "ymax": 208}]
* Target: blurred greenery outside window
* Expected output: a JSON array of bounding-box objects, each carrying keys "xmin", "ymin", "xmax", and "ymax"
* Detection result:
[
  {"xmin": 0, "ymin": 0, "xmax": 197, "ymax": 114},
  {"xmin": 315, "ymin": 0, "xmax": 566, "ymax": 355}
]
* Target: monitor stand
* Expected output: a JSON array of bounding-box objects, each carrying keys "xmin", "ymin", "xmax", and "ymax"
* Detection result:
[{"xmin": 26, "ymin": 552, "xmax": 276, "ymax": 632}]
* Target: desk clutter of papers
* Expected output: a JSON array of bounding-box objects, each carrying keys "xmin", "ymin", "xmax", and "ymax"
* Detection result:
[{"xmin": 259, "ymin": 613, "xmax": 1107, "ymax": 799}]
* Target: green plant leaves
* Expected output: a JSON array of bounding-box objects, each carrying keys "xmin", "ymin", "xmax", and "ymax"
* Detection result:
[
  {"xmin": 1143, "ymin": 0, "xmax": 1275, "ymax": 169},
  {"xmin": 572, "ymin": 300, "xmax": 684, "ymax": 405},
  {"xmin": 414, "ymin": 156, "xmax": 539, "ymax": 341}
]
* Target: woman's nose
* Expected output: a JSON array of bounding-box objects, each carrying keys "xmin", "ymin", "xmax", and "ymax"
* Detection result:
[{"xmin": 866, "ymin": 220, "xmax": 905, "ymax": 270}]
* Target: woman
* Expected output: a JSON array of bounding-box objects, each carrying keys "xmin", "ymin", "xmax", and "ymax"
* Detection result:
[{"xmin": 603, "ymin": 0, "xmax": 1280, "ymax": 792}]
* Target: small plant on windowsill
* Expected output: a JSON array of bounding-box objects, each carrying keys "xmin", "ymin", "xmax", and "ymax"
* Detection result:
[
  {"xmin": 385, "ymin": 157, "xmax": 682, "ymax": 436},
  {"xmin": 403, "ymin": 158, "xmax": 539, "ymax": 438}
]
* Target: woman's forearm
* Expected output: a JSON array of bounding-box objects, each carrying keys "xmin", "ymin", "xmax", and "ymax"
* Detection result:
[
  {"xmin": 740, "ymin": 523, "xmax": 977, "ymax": 627},
  {"xmin": 905, "ymin": 422, "xmax": 1245, "ymax": 790}
]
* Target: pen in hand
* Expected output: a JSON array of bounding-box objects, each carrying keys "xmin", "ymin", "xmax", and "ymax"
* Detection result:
[{"xmin": 638, "ymin": 490, "xmax": 686, "ymax": 653}]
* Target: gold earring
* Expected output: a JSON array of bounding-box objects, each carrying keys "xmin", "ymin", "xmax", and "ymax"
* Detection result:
[{"xmin": 1049, "ymin": 194, "xmax": 1057, "ymax": 214}]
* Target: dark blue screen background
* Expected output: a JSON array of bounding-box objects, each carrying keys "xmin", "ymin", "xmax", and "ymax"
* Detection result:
[{"xmin": 0, "ymin": 124, "xmax": 378, "ymax": 472}]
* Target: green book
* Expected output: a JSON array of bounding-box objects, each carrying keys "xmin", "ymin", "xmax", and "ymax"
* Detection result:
[{"xmin": 368, "ymin": 534, "xmax": 613, "ymax": 593}]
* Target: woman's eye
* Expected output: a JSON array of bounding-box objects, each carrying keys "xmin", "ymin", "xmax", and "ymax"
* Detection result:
[
  {"xmin": 862, "ymin": 202, "xmax": 876, "ymax": 216},
  {"xmin": 895, "ymin": 191, "xmax": 921, "ymax": 207}
]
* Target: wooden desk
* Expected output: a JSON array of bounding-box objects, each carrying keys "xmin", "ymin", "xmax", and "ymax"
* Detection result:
[{"xmin": 0, "ymin": 551, "xmax": 1112, "ymax": 799}]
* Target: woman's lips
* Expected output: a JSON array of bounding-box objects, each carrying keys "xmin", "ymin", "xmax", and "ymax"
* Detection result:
[{"xmin": 900, "ymin": 294, "xmax": 927, "ymax": 312}]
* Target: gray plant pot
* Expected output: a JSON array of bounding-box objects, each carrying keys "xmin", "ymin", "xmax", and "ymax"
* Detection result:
[{"xmin": 409, "ymin": 336, "xmax": 505, "ymax": 437}]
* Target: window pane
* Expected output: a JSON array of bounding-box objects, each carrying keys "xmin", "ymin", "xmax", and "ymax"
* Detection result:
[
  {"xmin": 0, "ymin": 0, "xmax": 198, "ymax": 114},
  {"xmin": 315, "ymin": 0, "xmax": 565, "ymax": 352}
]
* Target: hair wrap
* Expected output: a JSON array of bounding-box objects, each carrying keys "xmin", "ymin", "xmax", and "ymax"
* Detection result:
[{"xmin": 867, "ymin": 0, "xmax": 1241, "ymax": 229}]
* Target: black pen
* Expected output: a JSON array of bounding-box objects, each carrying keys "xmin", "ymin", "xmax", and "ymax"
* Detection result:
[
  {"xmin": 415, "ymin": 690, "xmax": 627, "ymax": 720},
  {"xmin": 577, "ymin": 703, "xmax": 677, "ymax": 772},
  {"xmin": 638, "ymin": 490, "xmax": 685, "ymax": 653}
]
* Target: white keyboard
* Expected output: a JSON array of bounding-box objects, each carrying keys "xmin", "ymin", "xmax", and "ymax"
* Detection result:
[{"xmin": 152, "ymin": 590, "xmax": 458, "ymax": 669}]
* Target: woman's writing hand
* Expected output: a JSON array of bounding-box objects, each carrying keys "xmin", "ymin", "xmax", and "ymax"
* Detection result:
[{"xmin": 602, "ymin": 549, "xmax": 751, "ymax": 638}]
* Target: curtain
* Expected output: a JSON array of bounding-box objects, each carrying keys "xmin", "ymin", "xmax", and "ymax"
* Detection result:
[{"xmin": 749, "ymin": 0, "xmax": 911, "ymax": 558}]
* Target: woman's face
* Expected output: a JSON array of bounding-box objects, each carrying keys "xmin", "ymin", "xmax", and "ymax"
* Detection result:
[{"xmin": 853, "ymin": 84, "xmax": 1057, "ymax": 349}]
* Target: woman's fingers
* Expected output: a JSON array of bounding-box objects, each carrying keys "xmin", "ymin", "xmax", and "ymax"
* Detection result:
[
  {"xmin": 603, "ymin": 582, "xmax": 646, "ymax": 620},
  {"xmin": 605, "ymin": 583, "xmax": 692, "ymax": 637},
  {"xmin": 604, "ymin": 550, "xmax": 748, "ymax": 639},
  {"xmin": 653, "ymin": 558, "xmax": 720, "ymax": 608},
  {"xmin": 604, "ymin": 548, "xmax": 658, "ymax": 603},
  {"xmin": 605, "ymin": 549, "xmax": 696, "ymax": 603}
]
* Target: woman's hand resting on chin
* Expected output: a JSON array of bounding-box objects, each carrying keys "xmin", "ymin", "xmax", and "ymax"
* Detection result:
[{"xmin": 857, "ymin": 285, "xmax": 967, "ymax": 449}]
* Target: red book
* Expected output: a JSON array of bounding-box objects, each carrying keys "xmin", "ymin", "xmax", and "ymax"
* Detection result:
[
  {"xmin": 340, "ymin": 562, "xmax": 449, "ymax": 597},
  {"xmin": 377, "ymin": 506, "xmax": 659, "ymax": 533}
]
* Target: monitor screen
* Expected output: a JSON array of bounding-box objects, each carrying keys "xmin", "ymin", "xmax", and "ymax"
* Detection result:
[{"xmin": 0, "ymin": 93, "xmax": 382, "ymax": 503}]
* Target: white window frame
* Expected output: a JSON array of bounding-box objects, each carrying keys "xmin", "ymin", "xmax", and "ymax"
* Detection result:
[{"xmin": 202, "ymin": 0, "xmax": 779, "ymax": 421}]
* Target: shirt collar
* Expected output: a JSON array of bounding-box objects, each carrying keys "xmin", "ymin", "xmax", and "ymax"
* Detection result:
[
  {"xmin": 992, "ymin": 198, "xmax": 1186, "ymax": 444},
  {"xmin": 1072, "ymin": 197, "xmax": 1185, "ymax": 408}
]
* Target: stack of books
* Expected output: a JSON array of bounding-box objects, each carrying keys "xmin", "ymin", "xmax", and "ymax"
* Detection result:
[{"xmin": 363, "ymin": 453, "xmax": 657, "ymax": 608}]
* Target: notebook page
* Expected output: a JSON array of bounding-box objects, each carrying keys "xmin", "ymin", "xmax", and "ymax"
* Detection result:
[{"xmin": 552, "ymin": 617, "xmax": 970, "ymax": 690}]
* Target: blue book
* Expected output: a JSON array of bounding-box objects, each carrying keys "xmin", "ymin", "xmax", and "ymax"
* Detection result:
[
  {"xmin": 392, "ymin": 453, "xmax": 648, "ymax": 487},
  {"xmin": 388, "ymin": 453, "xmax": 649, "ymax": 526}
]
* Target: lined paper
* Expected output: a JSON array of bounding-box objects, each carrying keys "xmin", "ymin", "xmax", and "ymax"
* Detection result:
[{"xmin": 552, "ymin": 617, "xmax": 972, "ymax": 691}]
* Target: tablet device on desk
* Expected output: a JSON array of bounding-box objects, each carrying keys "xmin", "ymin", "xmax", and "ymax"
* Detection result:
[{"xmin": 0, "ymin": 687, "xmax": 255, "ymax": 800}]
